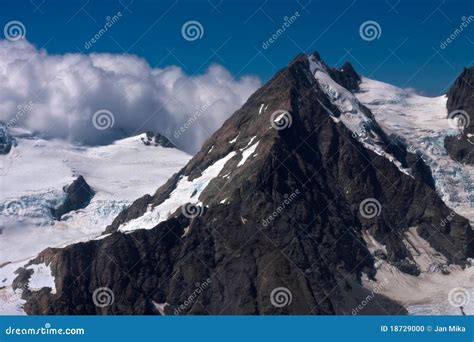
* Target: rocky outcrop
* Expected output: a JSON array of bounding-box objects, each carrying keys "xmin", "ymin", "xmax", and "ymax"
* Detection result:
[
  {"xmin": 17, "ymin": 53, "xmax": 473, "ymax": 315},
  {"xmin": 51, "ymin": 176, "xmax": 95, "ymax": 220},
  {"xmin": 331, "ymin": 62, "xmax": 361, "ymax": 92},
  {"xmin": 444, "ymin": 67, "xmax": 474, "ymax": 164},
  {"xmin": 141, "ymin": 131, "xmax": 175, "ymax": 148},
  {"xmin": 0, "ymin": 123, "xmax": 14, "ymax": 155}
]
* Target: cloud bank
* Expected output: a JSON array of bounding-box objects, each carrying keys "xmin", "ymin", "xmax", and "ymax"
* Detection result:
[{"xmin": 0, "ymin": 40, "xmax": 261, "ymax": 153}]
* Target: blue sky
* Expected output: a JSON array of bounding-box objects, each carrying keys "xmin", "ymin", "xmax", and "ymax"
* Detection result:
[{"xmin": 1, "ymin": 0, "xmax": 473, "ymax": 95}]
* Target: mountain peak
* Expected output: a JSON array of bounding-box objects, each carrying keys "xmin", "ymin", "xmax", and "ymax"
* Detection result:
[
  {"xmin": 14, "ymin": 53, "xmax": 473, "ymax": 315},
  {"xmin": 288, "ymin": 51, "xmax": 322, "ymax": 65},
  {"xmin": 339, "ymin": 61, "xmax": 359, "ymax": 79},
  {"xmin": 332, "ymin": 61, "xmax": 361, "ymax": 92},
  {"xmin": 444, "ymin": 65, "xmax": 474, "ymax": 164}
]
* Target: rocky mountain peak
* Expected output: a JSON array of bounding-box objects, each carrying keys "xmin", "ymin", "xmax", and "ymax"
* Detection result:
[
  {"xmin": 50, "ymin": 175, "xmax": 95, "ymax": 220},
  {"xmin": 333, "ymin": 62, "xmax": 361, "ymax": 92},
  {"xmin": 447, "ymin": 66, "xmax": 474, "ymax": 112},
  {"xmin": 14, "ymin": 52, "xmax": 473, "ymax": 315},
  {"xmin": 141, "ymin": 131, "xmax": 175, "ymax": 148},
  {"xmin": 444, "ymin": 66, "xmax": 474, "ymax": 164}
]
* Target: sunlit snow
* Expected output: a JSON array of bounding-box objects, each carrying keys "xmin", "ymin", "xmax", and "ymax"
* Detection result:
[{"xmin": 355, "ymin": 77, "xmax": 474, "ymax": 222}]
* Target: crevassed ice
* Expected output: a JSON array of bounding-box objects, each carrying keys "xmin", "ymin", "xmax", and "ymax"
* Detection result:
[
  {"xmin": 355, "ymin": 76, "xmax": 474, "ymax": 222},
  {"xmin": 0, "ymin": 133, "xmax": 189, "ymax": 315}
]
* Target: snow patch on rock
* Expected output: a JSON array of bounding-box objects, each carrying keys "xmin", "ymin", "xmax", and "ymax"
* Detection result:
[
  {"xmin": 26, "ymin": 263, "xmax": 56, "ymax": 294},
  {"xmin": 238, "ymin": 141, "xmax": 259, "ymax": 167},
  {"xmin": 119, "ymin": 151, "xmax": 237, "ymax": 232}
]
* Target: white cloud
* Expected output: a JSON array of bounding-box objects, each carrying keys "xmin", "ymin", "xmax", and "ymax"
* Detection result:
[{"xmin": 0, "ymin": 40, "xmax": 261, "ymax": 153}]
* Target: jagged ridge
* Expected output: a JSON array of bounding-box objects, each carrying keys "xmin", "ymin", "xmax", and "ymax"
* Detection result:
[
  {"xmin": 16, "ymin": 53, "xmax": 473, "ymax": 315},
  {"xmin": 444, "ymin": 66, "xmax": 474, "ymax": 164}
]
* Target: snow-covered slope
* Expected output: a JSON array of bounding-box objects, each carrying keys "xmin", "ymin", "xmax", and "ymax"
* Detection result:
[
  {"xmin": 308, "ymin": 56, "xmax": 412, "ymax": 176},
  {"xmin": 362, "ymin": 229, "xmax": 474, "ymax": 315},
  {"xmin": 0, "ymin": 132, "xmax": 190, "ymax": 314},
  {"xmin": 355, "ymin": 77, "xmax": 474, "ymax": 222}
]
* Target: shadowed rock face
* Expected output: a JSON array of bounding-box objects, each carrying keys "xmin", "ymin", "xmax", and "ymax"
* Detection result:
[
  {"xmin": 141, "ymin": 131, "xmax": 175, "ymax": 148},
  {"xmin": 444, "ymin": 67, "xmax": 474, "ymax": 164},
  {"xmin": 16, "ymin": 53, "xmax": 473, "ymax": 315},
  {"xmin": 0, "ymin": 123, "xmax": 14, "ymax": 155},
  {"xmin": 51, "ymin": 176, "xmax": 95, "ymax": 220},
  {"xmin": 331, "ymin": 62, "xmax": 361, "ymax": 92}
]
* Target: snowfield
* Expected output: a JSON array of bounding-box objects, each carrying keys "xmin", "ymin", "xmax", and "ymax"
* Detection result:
[
  {"xmin": 362, "ymin": 229, "xmax": 474, "ymax": 316},
  {"xmin": 355, "ymin": 77, "xmax": 474, "ymax": 223},
  {"xmin": 0, "ymin": 132, "xmax": 190, "ymax": 314}
]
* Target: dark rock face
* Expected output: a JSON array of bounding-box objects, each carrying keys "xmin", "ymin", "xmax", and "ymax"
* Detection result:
[
  {"xmin": 18, "ymin": 54, "xmax": 473, "ymax": 315},
  {"xmin": 0, "ymin": 123, "xmax": 14, "ymax": 155},
  {"xmin": 141, "ymin": 131, "xmax": 175, "ymax": 148},
  {"xmin": 444, "ymin": 67, "xmax": 474, "ymax": 164},
  {"xmin": 444, "ymin": 134, "xmax": 474, "ymax": 164},
  {"xmin": 332, "ymin": 62, "xmax": 361, "ymax": 92},
  {"xmin": 51, "ymin": 176, "xmax": 95, "ymax": 220}
]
